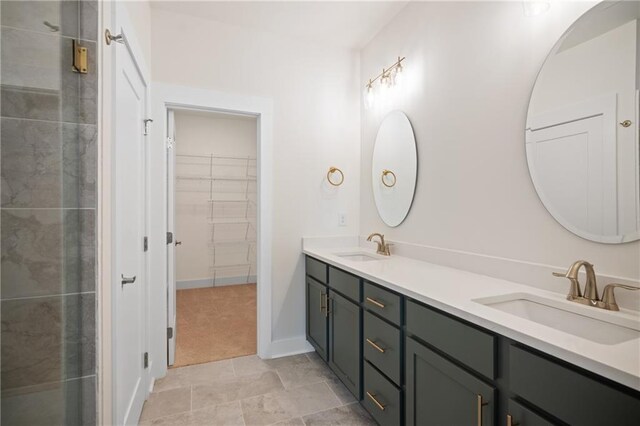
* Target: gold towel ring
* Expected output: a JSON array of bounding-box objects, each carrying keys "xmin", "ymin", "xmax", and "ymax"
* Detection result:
[
  {"xmin": 327, "ymin": 167, "xmax": 344, "ymax": 186},
  {"xmin": 382, "ymin": 169, "xmax": 396, "ymax": 187}
]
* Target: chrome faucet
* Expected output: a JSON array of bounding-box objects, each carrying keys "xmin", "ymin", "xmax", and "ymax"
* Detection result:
[
  {"xmin": 367, "ymin": 233, "xmax": 391, "ymax": 256},
  {"xmin": 553, "ymin": 260, "xmax": 639, "ymax": 311}
]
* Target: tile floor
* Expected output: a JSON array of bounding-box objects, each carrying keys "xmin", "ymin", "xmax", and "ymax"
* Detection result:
[
  {"xmin": 140, "ymin": 352, "xmax": 375, "ymax": 426},
  {"xmin": 174, "ymin": 284, "xmax": 257, "ymax": 367}
]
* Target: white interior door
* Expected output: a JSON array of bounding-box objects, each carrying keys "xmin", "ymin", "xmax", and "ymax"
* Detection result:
[
  {"xmin": 526, "ymin": 94, "xmax": 617, "ymax": 238},
  {"xmin": 167, "ymin": 110, "xmax": 177, "ymax": 366},
  {"xmin": 114, "ymin": 30, "xmax": 149, "ymax": 425}
]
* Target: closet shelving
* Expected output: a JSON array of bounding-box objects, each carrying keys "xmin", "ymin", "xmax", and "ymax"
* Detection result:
[{"xmin": 176, "ymin": 153, "xmax": 257, "ymax": 285}]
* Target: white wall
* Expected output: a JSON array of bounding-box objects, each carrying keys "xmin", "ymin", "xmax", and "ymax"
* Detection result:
[
  {"xmin": 150, "ymin": 8, "xmax": 361, "ymax": 347},
  {"xmin": 360, "ymin": 1, "xmax": 640, "ymax": 281},
  {"xmin": 122, "ymin": 1, "xmax": 152, "ymax": 69},
  {"xmin": 174, "ymin": 111, "xmax": 257, "ymax": 285}
]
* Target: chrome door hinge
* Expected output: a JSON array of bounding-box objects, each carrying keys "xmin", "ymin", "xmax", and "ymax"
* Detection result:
[
  {"xmin": 143, "ymin": 352, "xmax": 149, "ymax": 369},
  {"xmin": 167, "ymin": 327, "xmax": 174, "ymax": 339},
  {"xmin": 167, "ymin": 137, "xmax": 175, "ymax": 149},
  {"xmin": 167, "ymin": 232, "xmax": 173, "ymax": 244},
  {"xmin": 144, "ymin": 236, "xmax": 148, "ymax": 252},
  {"xmin": 143, "ymin": 119, "xmax": 153, "ymax": 136}
]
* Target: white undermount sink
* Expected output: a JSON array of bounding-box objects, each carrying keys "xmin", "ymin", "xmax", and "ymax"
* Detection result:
[
  {"xmin": 474, "ymin": 293, "xmax": 640, "ymax": 345},
  {"xmin": 335, "ymin": 252, "xmax": 381, "ymax": 262}
]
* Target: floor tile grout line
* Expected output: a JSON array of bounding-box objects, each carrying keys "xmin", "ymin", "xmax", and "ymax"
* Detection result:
[{"xmin": 324, "ymin": 378, "xmax": 346, "ymax": 406}]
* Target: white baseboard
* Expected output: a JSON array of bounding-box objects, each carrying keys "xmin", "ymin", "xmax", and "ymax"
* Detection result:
[
  {"xmin": 177, "ymin": 276, "xmax": 257, "ymax": 290},
  {"xmin": 267, "ymin": 336, "xmax": 314, "ymax": 359}
]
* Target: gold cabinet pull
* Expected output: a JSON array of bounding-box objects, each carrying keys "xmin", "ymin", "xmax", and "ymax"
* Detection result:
[
  {"xmin": 320, "ymin": 291, "xmax": 325, "ymax": 313},
  {"xmin": 366, "ymin": 391, "xmax": 386, "ymax": 411},
  {"xmin": 477, "ymin": 395, "xmax": 488, "ymax": 426},
  {"xmin": 366, "ymin": 297, "xmax": 385, "ymax": 309},
  {"xmin": 366, "ymin": 338, "xmax": 385, "ymax": 353},
  {"xmin": 506, "ymin": 414, "xmax": 519, "ymax": 426},
  {"xmin": 325, "ymin": 294, "xmax": 331, "ymax": 317}
]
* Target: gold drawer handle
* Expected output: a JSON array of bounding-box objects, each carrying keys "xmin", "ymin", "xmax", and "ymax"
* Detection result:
[
  {"xmin": 506, "ymin": 414, "xmax": 519, "ymax": 426},
  {"xmin": 477, "ymin": 395, "xmax": 488, "ymax": 426},
  {"xmin": 366, "ymin": 338, "xmax": 386, "ymax": 353},
  {"xmin": 366, "ymin": 297, "xmax": 385, "ymax": 309},
  {"xmin": 366, "ymin": 391, "xmax": 386, "ymax": 411}
]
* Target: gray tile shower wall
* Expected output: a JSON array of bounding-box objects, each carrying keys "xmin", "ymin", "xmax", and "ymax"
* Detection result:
[{"xmin": 0, "ymin": 1, "xmax": 98, "ymax": 425}]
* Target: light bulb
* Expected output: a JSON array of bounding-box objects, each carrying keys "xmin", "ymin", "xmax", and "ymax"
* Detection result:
[
  {"xmin": 393, "ymin": 63, "xmax": 404, "ymax": 86},
  {"xmin": 378, "ymin": 78, "xmax": 388, "ymax": 99},
  {"xmin": 523, "ymin": 1, "xmax": 550, "ymax": 17},
  {"xmin": 363, "ymin": 83, "xmax": 375, "ymax": 109}
]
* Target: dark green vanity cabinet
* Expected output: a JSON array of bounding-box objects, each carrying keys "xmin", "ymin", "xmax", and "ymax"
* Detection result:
[
  {"xmin": 305, "ymin": 257, "xmax": 362, "ymax": 399},
  {"xmin": 328, "ymin": 291, "xmax": 361, "ymax": 398},
  {"xmin": 406, "ymin": 337, "xmax": 495, "ymax": 425},
  {"xmin": 304, "ymin": 256, "xmax": 640, "ymax": 426},
  {"xmin": 305, "ymin": 276, "xmax": 328, "ymax": 361},
  {"xmin": 509, "ymin": 345, "xmax": 640, "ymax": 426},
  {"xmin": 362, "ymin": 282, "xmax": 405, "ymax": 426}
]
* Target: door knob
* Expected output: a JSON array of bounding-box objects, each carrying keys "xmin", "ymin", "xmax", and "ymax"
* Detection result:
[
  {"xmin": 121, "ymin": 274, "xmax": 136, "ymax": 287},
  {"xmin": 175, "ymin": 240, "xmax": 182, "ymax": 246}
]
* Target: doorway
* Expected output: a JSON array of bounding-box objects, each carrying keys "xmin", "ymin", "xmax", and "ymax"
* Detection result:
[{"xmin": 168, "ymin": 110, "xmax": 258, "ymax": 367}]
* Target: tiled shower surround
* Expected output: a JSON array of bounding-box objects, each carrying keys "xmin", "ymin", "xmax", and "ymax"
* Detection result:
[{"xmin": 1, "ymin": 1, "xmax": 98, "ymax": 425}]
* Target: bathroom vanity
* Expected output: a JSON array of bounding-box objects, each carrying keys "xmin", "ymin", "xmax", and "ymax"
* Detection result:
[{"xmin": 303, "ymin": 250, "xmax": 640, "ymax": 426}]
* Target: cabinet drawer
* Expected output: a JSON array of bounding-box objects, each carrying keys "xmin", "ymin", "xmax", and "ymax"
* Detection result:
[
  {"xmin": 507, "ymin": 399, "xmax": 555, "ymax": 426},
  {"xmin": 306, "ymin": 256, "xmax": 327, "ymax": 284},
  {"xmin": 510, "ymin": 345, "xmax": 640, "ymax": 426},
  {"xmin": 363, "ymin": 361, "xmax": 401, "ymax": 426},
  {"xmin": 328, "ymin": 266, "xmax": 360, "ymax": 302},
  {"xmin": 364, "ymin": 310, "xmax": 401, "ymax": 385},
  {"xmin": 406, "ymin": 300, "xmax": 495, "ymax": 379},
  {"xmin": 363, "ymin": 281, "xmax": 401, "ymax": 326}
]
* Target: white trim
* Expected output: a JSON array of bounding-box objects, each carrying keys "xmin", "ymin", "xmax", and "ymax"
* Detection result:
[
  {"xmin": 269, "ymin": 336, "xmax": 314, "ymax": 359},
  {"xmin": 150, "ymin": 83, "xmax": 274, "ymax": 383}
]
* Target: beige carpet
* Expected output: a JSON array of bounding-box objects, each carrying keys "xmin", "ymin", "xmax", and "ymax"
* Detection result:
[{"xmin": 173, "ymin": 283, "xmax": 256, "ymax": 368}]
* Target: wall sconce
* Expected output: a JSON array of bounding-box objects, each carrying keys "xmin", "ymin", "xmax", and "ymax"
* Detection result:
[{"xmin": 363, "ymin": 56, "xmax": 405, "ymax": 109}]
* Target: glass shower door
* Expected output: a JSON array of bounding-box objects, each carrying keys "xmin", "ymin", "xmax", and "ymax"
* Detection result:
[{"xmin": 0, "ymin": 1, "xmax": 98, "ymax": 424}]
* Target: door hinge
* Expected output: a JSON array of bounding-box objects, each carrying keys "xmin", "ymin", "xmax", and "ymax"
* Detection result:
[
  {"xmin": 167, "ymin": 137, "xmax": 174, "ymax": 149},
  {"xmin": 166, "ymin": 232, "xmax": 173, "ymax": 244},
  {"xmin": 143, "ymin": 352, "xmax": 149, "ymax": 369},
  {"xmin": 167, "ymin": 327, "xmax": 174, "ymax": 339},
  {"xmin": 144, "ymin": 236, "xmax": 148, "ymax": 252},
  {"xmin": 143, "ymin": 118, "xmax": 153, "ymax": 136},
  {"xmin": 72, "ymin": 40, "xmax": 88, "ymax": 74}
]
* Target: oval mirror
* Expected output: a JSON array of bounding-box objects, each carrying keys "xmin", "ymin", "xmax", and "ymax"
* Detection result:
[
  {"xmin": 526, "ymin": 1, "xmax": 640, "ymax": 243},
  {"xmin": 372, "ymin": 111, "xmax": 418, "ymax": 227}
]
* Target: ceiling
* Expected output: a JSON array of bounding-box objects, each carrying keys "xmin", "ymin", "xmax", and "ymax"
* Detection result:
[{"xmin": 150, "ymin": 0, "xmax": 410, "ymax": 49}]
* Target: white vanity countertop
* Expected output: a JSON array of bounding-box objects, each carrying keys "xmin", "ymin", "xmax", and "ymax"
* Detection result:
[{"xmin": 302, "ymin": 243, "xmax": 640, "ymax": 392}]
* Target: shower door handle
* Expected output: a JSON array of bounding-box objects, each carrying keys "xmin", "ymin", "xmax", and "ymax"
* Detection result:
[{"xmin": 121, "ymin": 274, "xmax": 136, "ymax": 287}]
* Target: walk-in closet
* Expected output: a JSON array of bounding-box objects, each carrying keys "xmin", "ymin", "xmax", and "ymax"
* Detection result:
[{"xmin": 173, "ymin": 110, "xmax": 257, "ymax": 367}]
